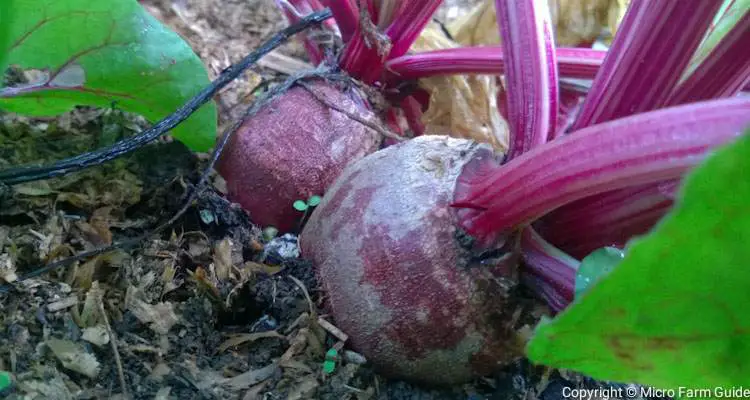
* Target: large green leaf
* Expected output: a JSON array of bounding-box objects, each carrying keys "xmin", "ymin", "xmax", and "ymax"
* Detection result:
[
  {"xmin": 0, "ymin": 2, "xmax": 13, "ymax": 71},
  {"xmin": 0, "ymin": 0, "xmax": 216, "ymax": 151},
  {"xmin": 527, "ymin": 132, "xmax": 750, "ymax": 391}
]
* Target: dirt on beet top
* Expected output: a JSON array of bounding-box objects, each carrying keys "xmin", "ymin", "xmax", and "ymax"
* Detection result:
[{"xmin": 0, "ymin": 1, "xmax": 666, "ymax": 399}]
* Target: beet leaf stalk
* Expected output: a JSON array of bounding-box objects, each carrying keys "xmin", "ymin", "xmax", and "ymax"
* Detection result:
[
  {"xmin": 666, "ymin": 10, "xmax": 750, "ymax": 106},
  {"xmin": 495, "ymin": 0, "xmax": 558, "ymax": 158},
  {"xmin": 534, "ymin": 181, "xmax": 678, "ymax": 259},
  {"xmin": 384, "ymin": 46, "xmax": 605, "ymax": 81},
  {"xmin": 571, "ymin": 0, "xmax": 724, "ymax": 130},
  {"xmin": 520, "ymin": 227, "xmax": 579, "ymax": 313},
  {"xmin": 339, "ymin": 0, "xmax": 444, "ymax": 84},
  {"xmin": 533, "ymin": 3, "xmax": 749, "ymax": 258},
  {"xmin": 453, "ymin": 98, "xmax": 750, "ymax": 241}
]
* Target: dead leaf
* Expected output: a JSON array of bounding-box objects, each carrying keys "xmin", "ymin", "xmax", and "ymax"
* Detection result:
[
  {"xmin": 154, "ymin": 386, "xmax": 172, "ymax": 400},
  {"xmin": 446, "ymin": 0, "xmax": 630, "ymax": 47},
  {"xmin": 448, "ymin": 1, "xmax": 501, "ymax": 46},
  {"xmin": 14, "ymin": 181, "xmax": 56, "ymax": 196},
  {"xmin": 127, "ymin": 296, "xmax": 179, "ymax": 335},
  {"xmin": 0, "ymin": 253, "xmax": 18, "ymax": 283},
  {"xmin": 0, "ymin": 226, "xmax": 9, "ymax": 247},
  {"xmin": 81, "ymin": 325, "xmax": 110, "ymax": 347},
  {"xmin": 223, "ymin": 363, "xmax": 279, "ymax": 390},
  {"xmin": 280, "ymin": 328, "xmax": 309, "ymax": 363},
  {"xmin": 411, "ymin": 23, "xmax": 509, "ymax": 152},
  {"xmin": 88, "ymin": 207, "xmax": 114, "ymax": 245},
  {"xmin": 278, "ymin": 359, "xmax": 313, "ymax": 373},
  {"xmin": 218, "ymin": 331, "xmax": 285, "ymax": 353},
  {"xmin": 242, "ymin": 381, "xmax": 269, "ymax": 400},
  {"xmin": 149, "ymin": 363, "xmax": 172, "ymax": 381},
  {"xmin": 15, "ymin": 368, "xmax": 74, "ymax": 400},
  {"xmin": 213, "ymin": 237, "xmax": 234, "ymax": 281},
  {"xmin": 244, "ymin": 261, "xmax": 282, "ymax": 276},
  {"xmin": 549, "ymin": 0, "xmax": 629, "ymax": 46},
  {"xmin": 79, "ymin": 281, "xmax": 105, "ymax": 328},
  {"xmin": 46, "ymin": 338, "xmax": 101, "ymax": 378},
  {"xmin": 286, "ymin": 375, "xmax": 319, "ymax": 400}
]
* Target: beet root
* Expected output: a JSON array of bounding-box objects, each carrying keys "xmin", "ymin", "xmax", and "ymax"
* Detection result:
[
  {"xmin": 217, "ymin": 80, "xmax": 382, "ymax": 233},
  {"xmin": 300, "ymin": 135, "xmax": 534, "ymax": 385}
]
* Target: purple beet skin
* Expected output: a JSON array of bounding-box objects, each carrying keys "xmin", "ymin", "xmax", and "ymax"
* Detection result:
[
  {"xmin": 217, "ymin": 80, "xmax": 382, "ymax": 232},
  {"xmin": 300, "ymin": 135, "xmax": 534, "ymax": 385}
]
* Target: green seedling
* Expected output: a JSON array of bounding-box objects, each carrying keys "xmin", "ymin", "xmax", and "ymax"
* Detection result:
[
  {"xmin": 0, "ymin": 371, "xmax": 13, "ymax": 395},
  {"xmin": 293, "ymin": 195, "xmax": 322, "ymax": 212},
  {"xmin": 293, "ymin": 195, "xmax": 322, "ymax": 232},
  {"xmin": 323, "ymin": 348, "xmax": 339, "ymax": 374}
]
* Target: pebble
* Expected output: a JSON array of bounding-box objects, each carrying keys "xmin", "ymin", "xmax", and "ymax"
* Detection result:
[{"xmin": 262, "ymin": 233, "xmax": 300, "ymax": 263}]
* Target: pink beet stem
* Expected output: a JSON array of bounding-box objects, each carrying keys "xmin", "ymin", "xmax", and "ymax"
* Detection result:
[
  {"xmin": 571, "ymin": 0, "xmax": 724, "ymax": 130},
  {"xmin": 357, "ymin": 0, "xmax": 444, "ymax": 83},
  {"xmin": 666, "ymin": 11, "xmax": 750, "ymax": 106},
  {"xmin": 384, "ymin": 0, "xmax": 445, "ymax": 59},
  {"xmin": 495, "ymin": 0, "xmax": 558, "ymax": 159},
  {"xmin": 326, "ymin": 0, "xmax": 359, "ymax": 42},
  {"xmin": 454, "ymin": 98, "xmax": 750, "ymax": 240},
  {"xmin": 400, "ymin": 95, "xmax": 426, "ymax": 136},
  {"xmin": 385, "ymin": 47, "xmax": 604, "ymax": 81},
  {"xmin": 521, "ymin": 227, "xmax": 579, "ymax": 313},
  {"xmin": 534, "ymin": 180, "xmax": 678, "ymax": 258}
]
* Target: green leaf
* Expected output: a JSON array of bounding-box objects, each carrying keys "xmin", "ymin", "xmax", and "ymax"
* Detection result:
[
  {"xmin": 0, "ymin": 0, "xmax": 217, "ymax": 151},
  {"xmin": 307, "ymin": 195, "xmax": 322, "ymax": 207},
  {"xmin": 0, "ymin": 2, "xmax": 14, "ymax": 71},
  {"xmin": 293, "ymin": 200, "xmax": 308, "ymax": 212},
  {"xmin": 575, "ymin": 246, "xmax": 624, "ymax": 298},
  {"xmin": 527, "ymin": 133, "xmax": 750, "ymax": 390}
]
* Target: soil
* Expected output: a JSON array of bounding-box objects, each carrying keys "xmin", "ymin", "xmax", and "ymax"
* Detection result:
[{"xmin": 0, "ymin": 1, "xmax": 667, "ymax": 399}]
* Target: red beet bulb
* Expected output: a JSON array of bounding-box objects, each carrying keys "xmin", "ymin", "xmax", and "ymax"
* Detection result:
[
  {"xmin": 217, "ymin": 80, "xmax": 382, "ymax": 232},
  {"xmin": 299, "ymin": 135, "xmax": 532, "ymax": 385}
]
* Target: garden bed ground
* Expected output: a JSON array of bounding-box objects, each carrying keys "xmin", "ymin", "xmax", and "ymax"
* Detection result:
[{"xmin": 0, "ymin": 1, "xmax": 663, "ymax": 399}]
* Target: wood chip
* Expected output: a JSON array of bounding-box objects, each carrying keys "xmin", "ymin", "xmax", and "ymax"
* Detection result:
[
  {"xmin": 47, "ymin": 296, "xmax": 79, "ymax": 312},
  {"xmin": 317, "ymin": 317, "xmax": 348, "ymax": 343}
]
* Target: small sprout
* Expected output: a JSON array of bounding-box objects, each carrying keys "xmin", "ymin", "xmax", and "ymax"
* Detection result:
[
  {"xmin": 323, "ymin": 348, "xmax": 338, "ymax": 374},
  {"xmin": 293, "ymin": 200, "xmax": 309, "ymax": 212},
  {"xmin": 307, "ymin": 195, "xmax": 322, "ymax": 207},
  {"xmin": 0, "ymin": 371, "xmax": 13, "ymax": 394},
  {"xmin": 294, "ymin": 195, "xmax": 323, "ymax": 213}
]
